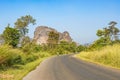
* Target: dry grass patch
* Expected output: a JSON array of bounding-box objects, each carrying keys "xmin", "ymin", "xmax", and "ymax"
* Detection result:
[{"xmin": 76, "ymin": 44, "xmax": 120, "ymax": 69}]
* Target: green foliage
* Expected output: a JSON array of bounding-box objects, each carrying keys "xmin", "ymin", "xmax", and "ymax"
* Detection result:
[
  {"xmin": 21, "ymin": 36, "xmax": 31, "ymax": 47},
  {"xmin": 0, "ymin": 56, "xmax": 49, "ymax": 80},
  {"xmin": 36, "ymin": 52, "xmax": 51, "ymax": 58},
  {"xmin": 3, "ymin": 25, "xmax": 20, "ymax": 47},
  {"xmin": 47, "ymin": 31, "xmax": 59, "ymax": 49},
  {"xmin": 93, "ymin": 21, "xmax": 120, "ymax": 50},
  {"xmin": 68, "ymin": 42, "xmax": 77, "ymax": 52},
  {"xmin": 0, "ymin": 45, "xmax": 23, "ymax": 68},
  {"xmin": 25, "ymin": 54, "xmax": 38, "ymax": 63},
  {"xmin": 22, "ymin": 43, "xmax": 42, "ymax": 54},
  {"xmin": 46, "ymin": 41, "xmax": 79, "ymax": 55},
  {"xmin": 22, "ymin": 43, "xmax": 32, "ymax": 53},
  {"xmin": 96, "ymin": 29, "xmax": 104, "ymax": 37},
  {"xmin": 15, "ymin": 15, "xmax": 36, "ymax": 36},
  {"xmin": 76, "ymin": 45, "xmax": 86, "ymax": 52},
  {"xmin": 96, "ymin": 21, "xmax": 120, "ymax": 42},
  {"xmin": 40, "ymin": 44, "xmax": 49, "ymax": 51},
  {"xmin": 97, "ymin": 28, "xmax": 110, "ymax": 39},
  {"xmin": 0, "ymin": 44, "xmax": 50, "ymax": 69},
  {"xmin": 88, "ymin": 37, "xmax": 111, "ymax": 50}
]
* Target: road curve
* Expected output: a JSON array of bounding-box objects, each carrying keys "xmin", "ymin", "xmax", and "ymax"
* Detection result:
[{"xmin": 23, "ymin": 55, "xmax": 120, "ymax": 80}]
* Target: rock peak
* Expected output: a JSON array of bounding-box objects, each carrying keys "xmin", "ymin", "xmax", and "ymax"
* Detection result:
[{"xmin": 33, "ymin": 26, "xmax": 72, "ymax": 45}]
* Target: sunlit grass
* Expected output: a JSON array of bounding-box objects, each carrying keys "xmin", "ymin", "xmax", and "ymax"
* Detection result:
[
  {"xmin": 76, "ymin": 44, "xmax": 120, "ymax": 69},
  {"xmin": 0, "ymin": 45, "xmax": 24, "ymax": 66},
  {"xmin": 0, "ymin": 45, "xmax": 51, "ymax": 80},
  {"xmin": 0, "ymin": 57, "xmax": 48, "ymax": 80}
]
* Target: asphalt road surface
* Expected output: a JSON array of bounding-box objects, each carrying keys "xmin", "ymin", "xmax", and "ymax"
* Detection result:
[{"xmin": 23, "ymin": 55, "xmax": 120, "ymax": 80}]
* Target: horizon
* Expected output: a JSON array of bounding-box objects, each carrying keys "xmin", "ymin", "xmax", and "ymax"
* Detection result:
[{"xmin": 0, "ymin": 0, "xmax": 120, "ymax": 44}]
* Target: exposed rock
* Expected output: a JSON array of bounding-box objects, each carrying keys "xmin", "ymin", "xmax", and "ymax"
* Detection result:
[
  {"xmin": 59, "ymin": 31, "xmax": 72, "ymax": 42},
  {"xmin": 33, "ymin": 26, "xmax": 72, "ymax": 45}
]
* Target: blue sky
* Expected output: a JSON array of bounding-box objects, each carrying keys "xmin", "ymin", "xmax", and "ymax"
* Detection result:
[{"xmin": 0, "ymin": 0, "xmax": 120, "ymax": 44}]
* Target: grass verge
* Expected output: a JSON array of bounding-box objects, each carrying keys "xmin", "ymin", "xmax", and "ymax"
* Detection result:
[
  {"xmin": 76, "ymin": 44, "xmax": 120, "ymax": 69},
  {"xmin": 0, "ymin": 57, "xmax": 48, "ymax": 80}
]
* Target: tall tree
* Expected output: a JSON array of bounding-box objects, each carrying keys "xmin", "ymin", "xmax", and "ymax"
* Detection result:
[
  {"xmin": 97, "ymin": 21, "xmax": 119, "ymax": 41},
  {"xmin": 108, "ymin": 21, "xmax": 119, "ymax": 40},
  {"xmin": 14, "ymin": 15, "xmax": 36, "ymax": 36},
  {"xmin": 3, "ymin": 25, "xmax": 20, "ymax": 47},
  {"xmin": 113, "ymin": 27, "xmax": 120, "ymax": 40},
  {"xmin": 47, "ymin": 31, "xmax": 59, "ymax": 48}
]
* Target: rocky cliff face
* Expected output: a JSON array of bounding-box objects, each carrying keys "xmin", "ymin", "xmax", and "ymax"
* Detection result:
[{"xmin": 33, "ymin": 26, "xmax": 72, "ymax": 45}]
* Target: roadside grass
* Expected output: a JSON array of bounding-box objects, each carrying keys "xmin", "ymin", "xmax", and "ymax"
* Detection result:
[
  {"xmin": 0, "ymin": 56, "xmax": 49, "ymax": 80},
  {"xmin": 0, "ymin": 45, "xmax": 52, "ymax": 80},
  {"xmin": 76, "ymin": 44, "xmax": 120, "ymax": 69}
]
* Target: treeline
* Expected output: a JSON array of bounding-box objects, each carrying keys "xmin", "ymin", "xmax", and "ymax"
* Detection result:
[{"xmin": 41, "ymin": 30, "xmax": 85, "ymax": 55}]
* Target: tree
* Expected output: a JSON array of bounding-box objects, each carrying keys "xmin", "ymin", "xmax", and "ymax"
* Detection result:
[
  {"xmin": 76, "ymin": 45, "xmax": 85, "ymax": 52},
  {"xmin": 68, "ymin": 42, "xmax": 77, "ymax": 53},
  {"xmin": 103, "ymin": 28, "xmax": 111, "ymax": 38},
  {"xmin": 15, "ymin": 15, "xmax": 36, "ymax": 36},
  {"xmin": 113, "ymin": 27, "xmax": 120, "ymax": 40},
  {"xmin": 3, "ymin": 25, "xmax": 20, "ymax": 47},
  {"xmin": 109, "ymin": 21, "xmax": 117, "ymax": 27},
  {"xmin": 96, "ymin": 21, "xmax": 120, "ymax": 42},
  {"xmin": 58, "ymin": 41, "xmax": 77, "ymax": 53},
  {"xmin": 96, "ymin": 29, "xmax": 104, "ymax": 37},
  {"xmin": 108, "ymin": 21, "xmax": 119, "ymax": 41},
  {"xmin": 47, "ymin": 31, "xmax": 59, "ymax": 48}
]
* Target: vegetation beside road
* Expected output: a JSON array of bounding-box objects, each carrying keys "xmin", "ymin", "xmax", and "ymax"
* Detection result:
[
  {"xmin": 0, "ymin": 56, "xmax": 49, "ymax": 80},
  {"xmin": 76, "ymin": 44, "xmax": 120, "ymax": 69},
  {"xmin": 0, "ymin": 44, "xmax": 51, "ymax": 80},
  {"xmin": 76, "ymin": 21, "xmax": 120, "ymax": 69}
]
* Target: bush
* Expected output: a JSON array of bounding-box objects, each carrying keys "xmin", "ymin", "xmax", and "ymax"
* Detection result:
[
  {"xmin": 0, "ymin": 45, "xmax": 48, "ymax": 69},
  {"xmin": 0, "ymin": 45, "xmax": 23, "ymax": 67},
  {"xmin": 25, "ymin": 54, "xmax": 38, "ymax": 63},
  {"xmin": 37, "ymin": 52, "xmax": 51, "ymax": 58},
  {"xmin": 3, "ymin": 26, "xmax": 20, "ymax": 47},
  {"xmin": 22, "ymin": 43, "xmax": 42, "ymax": 54}
]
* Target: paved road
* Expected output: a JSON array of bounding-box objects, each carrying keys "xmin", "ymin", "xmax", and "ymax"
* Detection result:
[{"xmin": 23, "ymin": 55, "xmax": 120, "ymax": 80}]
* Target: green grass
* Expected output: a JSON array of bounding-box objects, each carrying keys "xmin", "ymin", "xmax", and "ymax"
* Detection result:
[
  {"xmin": 0, "ymin": 45, "xmax": 25, "ymax": 66},
  {"xmin": 0, "ymin": 57, "xmax": 49, "ymax": 80},
  {"xmin": 76, "ymin": 44, "xmax": 120, "ymax": 69},
  {"xmin": 0, "ymin": 45, "xmax": 52, "ymax": 80}
]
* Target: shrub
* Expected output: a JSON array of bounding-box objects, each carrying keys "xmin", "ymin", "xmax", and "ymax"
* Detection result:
[
  {"xmin": 25, "ymin": 54, "xmax": 38, "ymax": 63},
  {"xmin": 0, "ymin": 45, "xmax": 23, "ymax": 67}
]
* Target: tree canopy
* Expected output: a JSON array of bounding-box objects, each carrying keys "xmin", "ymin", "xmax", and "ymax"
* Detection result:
[
  {"xmin": 96, "ymin": 21, "xmax": 120, "ymax": 42},
  {"xmin": 15, "ymin": 15, "xmax": 36, "ymax": 36},
  {"xmin": 3, "ymin": 25, "xmax": 20, "ymax": 47},
  {"xmin": 47, "ymin": 31, "xmax": 59, "ymax": 48}
]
